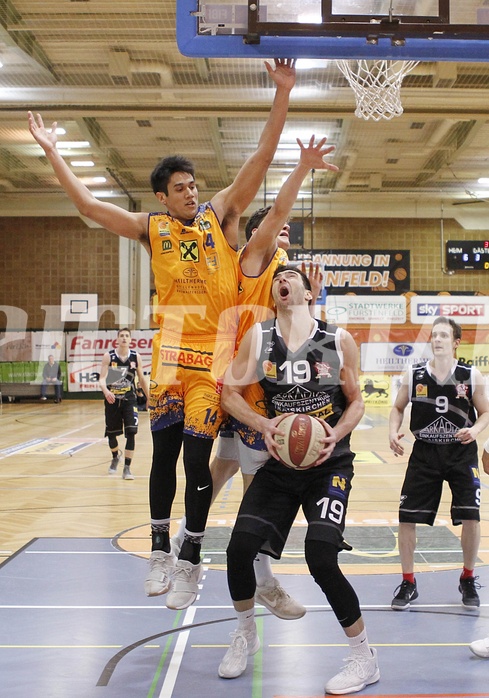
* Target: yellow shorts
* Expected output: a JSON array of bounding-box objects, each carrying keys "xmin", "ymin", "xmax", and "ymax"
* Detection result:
[
  {"xmin": 224, "ymin": 380, "xmax": 268, "ymax": 450},
  {"xmin": 149, "ymin": 330, "xmax": 235, "ymax": 438}
]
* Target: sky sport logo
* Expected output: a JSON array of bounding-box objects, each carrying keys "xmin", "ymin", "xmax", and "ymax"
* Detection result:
[{"xmin": 417, "ymin": 302, "xmax": 485, "ymax": 317}]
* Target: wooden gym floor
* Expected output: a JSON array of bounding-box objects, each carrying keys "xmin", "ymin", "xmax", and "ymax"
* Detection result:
[{"xmin": 1, "ymin": 398, "xmax": 489, "ymax": 697}]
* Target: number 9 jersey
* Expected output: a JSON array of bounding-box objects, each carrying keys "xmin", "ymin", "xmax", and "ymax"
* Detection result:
[{"xmin": 408, "ymin": 361, "xmax": 477, "ymax": 445}]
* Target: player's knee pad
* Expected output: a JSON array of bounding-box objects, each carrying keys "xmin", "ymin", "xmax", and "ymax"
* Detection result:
[
  {"xmin": 108, "ymin": 435, "xmax": 118, "ymax": 450},
  {"xmin": 227, "ymin": 532, "xmax": 263, "ymax": 601},
  {"xmin": 125, "ymin": 433, "xmax": 135, "ymax": 451},
  {"xmin": 305, "ymin": 539, "xmax": 361, "ymax": 628}
]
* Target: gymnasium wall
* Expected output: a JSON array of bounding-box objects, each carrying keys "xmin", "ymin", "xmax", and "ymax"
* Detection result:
[
  {"xmin": 290, "ymin": 216, "xmax": 489, "ymax": 296},
  {"xmin": 1, "ymin": 215, "xmax": 489, "ymax": 332},
  {"xmin": 0, "ymin": 217, "xmax": 120, "ymax": 330}
]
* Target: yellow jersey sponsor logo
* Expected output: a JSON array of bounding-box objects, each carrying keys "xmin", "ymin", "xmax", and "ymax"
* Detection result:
[
  {"xmin": 180, "ymin": 240, "xmax": 199, "ymax": 262},
  {"xmin": 158, "ymin": 221, "xmax": 171, "ymax": 236}
]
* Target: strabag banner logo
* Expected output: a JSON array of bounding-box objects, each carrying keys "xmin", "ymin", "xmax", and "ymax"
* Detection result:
[{"xmin": 410, "ymin": 296, "xmax": 489, "ymax": 324}]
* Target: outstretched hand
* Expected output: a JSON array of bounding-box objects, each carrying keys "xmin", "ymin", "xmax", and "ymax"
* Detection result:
[
  {"xmin": 27, "ymin": 111, "xmax": 58, "ymax": 155},
  {"xmin": 297, "ymin": 135, "xmax": 339, "ymax": 172},
  {"xmin": 300, "ymin": 262, "xmax": 324, "ymax": 302},
  {"xmin": 265, "ymin": 58, "xmax": 296, "ymax": 91}
]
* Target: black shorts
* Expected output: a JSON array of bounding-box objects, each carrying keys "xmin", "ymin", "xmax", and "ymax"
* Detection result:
[
  {"xmin": 399, "ymin": 440, "xmax": 480, "ymax": 526},
  {"xmin": 232, "ymin": 448, "xmax": 354, "ymax": 559},
  {"xmin": 104, "ymin": 395, "xmax": 138, "ymax": 437}
]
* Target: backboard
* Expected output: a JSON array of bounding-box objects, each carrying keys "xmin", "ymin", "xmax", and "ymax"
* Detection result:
[{"xmin": 177, "ymin": 0, "xmax": 489, "ymax": 61}]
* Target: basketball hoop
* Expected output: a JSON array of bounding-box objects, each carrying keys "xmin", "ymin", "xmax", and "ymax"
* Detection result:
[{"xmin": 336, "ymin": 59, "xmax": 419, "ymax": 121}]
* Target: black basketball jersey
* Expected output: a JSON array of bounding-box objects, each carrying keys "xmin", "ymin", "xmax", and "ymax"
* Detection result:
[
  {"xmin": 408, "ymin": 360, "xmax": 477, "ymax": 444},
  {"xmin": 106, "ymin": 349, "xmax": 138, "ymax": 397},
  {"xmin": 255, "ymin": 317, "xmax": 347, "ymax": 432}
]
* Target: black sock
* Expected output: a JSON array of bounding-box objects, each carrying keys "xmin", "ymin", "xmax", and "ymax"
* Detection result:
[
  {"xmin": 179, "ymin": 539, "xmax": 201, "ymax": 565},
  {"xmin": 151, "ymin": 528, "xmax": 170, "ymax": 553}
]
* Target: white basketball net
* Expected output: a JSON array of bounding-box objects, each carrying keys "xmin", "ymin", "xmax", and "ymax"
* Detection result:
[{"xmin": 336, "ymin": 59, "xmax": 419, "ymax": 121}]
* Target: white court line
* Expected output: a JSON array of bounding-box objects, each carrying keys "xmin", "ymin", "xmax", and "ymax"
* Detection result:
[
  {"xmin": 0, "ymin": 603, "xmax": 487, "ymax": 611},
  {"xmin": 158, "ymin": 607, "xmax": 196, "ymax": 698},
  {"xmin": 0, "ymin": 423, "xmax": 100, "ymax": 460},
  {"xmin": 23, "ymin": 548, "xmax": 489, "ymax": 555}
]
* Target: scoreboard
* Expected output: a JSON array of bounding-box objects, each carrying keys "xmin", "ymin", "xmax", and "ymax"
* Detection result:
[{"xmin": 446, "ymin": 240, "xmax": 489, "ymax": 270}]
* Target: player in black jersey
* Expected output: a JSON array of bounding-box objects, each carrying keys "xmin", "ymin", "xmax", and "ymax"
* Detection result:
[
  {"xmin": 389, "ymin": 317, "xmax": 489, "ymax": 610},
  {"xmin": 99, "ymin": 328, "xmax": 149, "ymax": 480},
  {"xmin": 217, "ymin": 265, "xmax": 379, "ymax": 695}
]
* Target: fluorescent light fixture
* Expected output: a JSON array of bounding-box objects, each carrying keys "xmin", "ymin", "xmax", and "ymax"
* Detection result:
[
  {"xmin": 477, "ymin": 178, "xmax": 489, "ymax": 185},
  {"xmin": 0, "ymin": 60, "xmax": 3, "ymax": 69},
  {"xmin": 92, "ymin": 176, "xmax": 107, "ymax": 183},
  {"xmin": 71, "ymin": 160, "xmax": 95, "ymax": 167},
  {"xmin": 59, "ymin": 140, "xmax": 90, "ymax": 148},
  {"xmin": 296, "ymin": 59, "xmax": 324, "ymax": 70}
]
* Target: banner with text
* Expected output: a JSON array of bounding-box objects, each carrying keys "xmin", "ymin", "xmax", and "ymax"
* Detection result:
[
  {"xmin": 410, "ymin": 296, "xmax": 489, "ymax": 325},
  {"xmin": 66, "ymin": 330, "xmax": 154, "ymax": 362},
  {"xmin": 68, "ymin": 357, "xmax": 152, "ymax": 392},
  {"xmin": 326, "ymin": 295, "xmax": 406, "ymax": 324},
  {"xmin": 288, "ymin": 249, "xmax": 410, "ymax": 294},
  {"xmin": 361, "ymin": 341, "xmax": 432, "ymax": 373}
]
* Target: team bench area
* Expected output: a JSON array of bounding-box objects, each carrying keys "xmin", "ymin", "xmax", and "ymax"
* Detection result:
[{"xmin": 0, "ymin": 383, "xmax": 59, "ymax": 402}]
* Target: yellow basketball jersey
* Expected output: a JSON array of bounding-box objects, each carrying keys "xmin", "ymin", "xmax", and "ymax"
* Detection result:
[
  {"xmin": 236, "ymin": 246, "xmax": 288, "ymax": 347},
  {"xmin": 149, "ymin": 204, "xmax": 239, "ymax": 341}
]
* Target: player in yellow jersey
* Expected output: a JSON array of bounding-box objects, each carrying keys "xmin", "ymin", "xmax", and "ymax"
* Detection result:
[
  {"xmin": 27, "ymin": 58, "xmax": 296, "ymax": 611},
  {"xmin": 172, "ymin": 136, "xmax": 338, "ymax": 620}
]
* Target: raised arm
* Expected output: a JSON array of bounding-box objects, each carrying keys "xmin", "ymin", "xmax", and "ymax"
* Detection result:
[
  {"xmin": 241, "ymin": 136, "xmax": 338, "ymax": 276},
  {"xmin": 211, "ymin": 59, "xmax": 296, "ymax": 246},
  {"xmin": 28, "ymin": 112, "xmax": 149, "ymax": 249}
]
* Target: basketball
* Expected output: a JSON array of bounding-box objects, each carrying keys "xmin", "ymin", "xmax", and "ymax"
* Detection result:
[{"xmin": 273, "ymin": 414, "xmax": 325, "ymax": 470}]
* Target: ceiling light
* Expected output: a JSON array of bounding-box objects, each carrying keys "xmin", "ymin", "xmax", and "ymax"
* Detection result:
[
  {"xmin": 0, "ymin": 60, "xmax": 3, "ymax": 69},
  {"xmin": 71, "ymin": 160, "xmax": 94, "ymax": 167},
  {"xmin": 58, "ymin": 140, "xmax": 90, "ymax": 148},
  {"xmin": 92, "ymin": 176, "xmax": 107, "ymax": 183},
  {"xmin": 477, "ymin": 178, "xmax": 489, "ymax": 185},
  {"xmin": 296, "ymin": 59, "xmax": 324, "ymax": 70}
]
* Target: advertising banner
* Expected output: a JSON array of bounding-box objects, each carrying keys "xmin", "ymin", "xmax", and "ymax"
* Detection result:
[
  {"xmin": 68, "ymin": 357, "xmax": 152, "ymax": 392},
  {"xmin": 361, "ymin": 341, "xmax": 432, "ymax": 373},
  {"xmin": 31, "ymin": 331, "xmax": 65, "ymax": 361},
  {"xmin": 326, "ymin": 295, "xmax": 406, "ymax": 324},
  {"xmin": 288, "ymin": 249, "xmax": 410, "ymax": 294},
  {"xmin": 66, "ymin": 330, "xmax": 154, "ymax": 361},
  {"xmin": 359, "ymin": 374, "xmax": 391, "ymax": 406},
  {"xmin": 0, "ymin": 331, "xmax": 32, "ymax": 362},
  {"xmin": 410, "ymin": 296, "xmax": 489, "ymax": 325}
]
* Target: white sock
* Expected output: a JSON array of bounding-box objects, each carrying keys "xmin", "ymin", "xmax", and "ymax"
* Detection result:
[
  {"xmin": 253, "ymin": 553, "xmax": 274, "ymax": 587},
  {"xmin": 236, "ymin": 608, "xmax": 256, "ymax": 636},
  {"xmin": 347, "ymin": 628, "xmax": 372, "ymax": 658}
]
